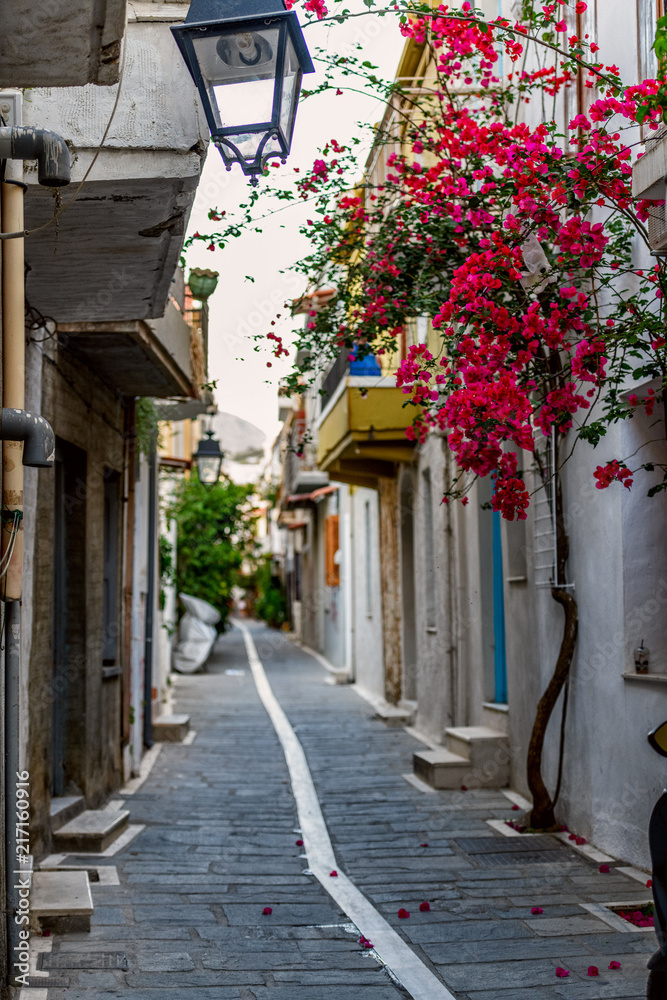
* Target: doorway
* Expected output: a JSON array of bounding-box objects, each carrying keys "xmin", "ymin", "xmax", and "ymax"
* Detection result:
[
  {"xmin": 400, "ymin": 473, "xmax": 417, "ymax": 701},
  {"xmin": 51, "ymin": 441, "xmax": 87, "ymax": 797},
  {"xmin": 478, "ymin": 478, "xmax": 508, "ymax": 704}
]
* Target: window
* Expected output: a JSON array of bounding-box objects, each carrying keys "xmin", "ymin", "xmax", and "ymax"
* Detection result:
[
  {"xmin": 422, "ymin": 470, "xmax": 436, "ymax": 628},
  {"xmin": 639, "ymin": 0, "xmax": 665, "ymax": 81}
]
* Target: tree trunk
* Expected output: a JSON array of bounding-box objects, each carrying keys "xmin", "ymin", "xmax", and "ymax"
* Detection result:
[
  {"xmin": 526, "ymin": 450, "xmax": 578, "ymax": 831},
  {"xmin": 527, "ymin": 586, "xmax": 578, "ymax": 830}
]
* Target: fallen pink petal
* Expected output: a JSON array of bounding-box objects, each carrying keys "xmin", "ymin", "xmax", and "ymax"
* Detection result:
[
  {"xmin": 419, "ymin": 902, "xmax": 431, "ymax": 912},
  {"xmin": 555, "ymin": 968, "xmax": 570, "ymax": 978},
  {"xmin": 609, "ymin": 961, "xmax": 622, "ymax": 970},
  {"xmin": 531, "ymin": 906, "xmax": 543, "ymax": 915},
  {"xmin": 329, "ymin": 870, "xmax": 338, "ymax": 877},
  {"xmin": 511, "ymin": 804, "xmax": 520, "ymax": 811},
  {"xmin": 599, "ymin": 863, "xmax": 610, "ymax": 873},
  {"xmin": 295, "ymin": 839, "xmax": 304, "ymax": 846},
  {"xmin": 398, "ymin": 908, "xmax": 410, "ymax": 919},
  {"xmin": 262, "ymin": 907, "xmax": 272, "ymax": 915},
  {"xmin": 587, "ymin": 966, "xmax": 599, "ymax": 976}
]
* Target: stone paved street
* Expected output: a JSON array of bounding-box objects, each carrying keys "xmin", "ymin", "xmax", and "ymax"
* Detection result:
[{"xmin": 40, "ymin": 623, "xmax": 655, "ymax": 999}]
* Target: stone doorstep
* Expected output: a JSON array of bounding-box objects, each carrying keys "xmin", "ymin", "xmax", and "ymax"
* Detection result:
[
  {"xmin": 49, "ymin": 796, "xmax": 85, "ymax": 833},
  {"xmin": 413, "ymin": 748, "xmax": 473, "ymax": 789},
  {"xmin": 445, "ymin": 726, "xmax": 509, "ymax": 766},
  {"xmin": 30, "ymin": 871, "xmax": 93, "ymax": 934},
  {"xmin": 152, "ymin": 713, "xmax": 191, "ymax": 742},
  {"xmin": 53, "ymin": 809, "xmax": 130, "ymax": 854}
]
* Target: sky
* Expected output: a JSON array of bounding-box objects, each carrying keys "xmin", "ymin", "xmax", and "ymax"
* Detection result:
[{"xmin": 184, "ymin": 4, "xmax": 405, "ymax": 457}]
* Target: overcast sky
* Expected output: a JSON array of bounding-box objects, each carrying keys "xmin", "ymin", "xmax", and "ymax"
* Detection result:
[{"xmin": 185, "ymin": 4, "xmax": 405, "ymax": 454}]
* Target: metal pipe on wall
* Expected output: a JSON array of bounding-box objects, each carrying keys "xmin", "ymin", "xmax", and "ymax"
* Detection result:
[
  {"xmin": 2, "ymin": 153, "xmax": 25, "ymax": 992},
  {"xmin": 143, "ymin": 436, "xmax": 157, "ymax": 750}
]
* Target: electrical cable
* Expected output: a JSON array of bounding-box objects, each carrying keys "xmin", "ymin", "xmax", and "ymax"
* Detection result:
[
  {"xmin": 0, "ymin": 14, "xmax": 128, "ymax": 242},
  {"xmin": 0, "ymin": 511, "xmax": 22, "ymax": 580}
]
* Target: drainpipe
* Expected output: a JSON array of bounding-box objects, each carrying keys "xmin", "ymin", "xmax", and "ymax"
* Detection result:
[
  {"xmin": 143, "ymin": 435, "xmax": 157, "ymax": 749},
  {"xmin": 1, "ymin": 122, "xmax": 70, "ymax": 988}
]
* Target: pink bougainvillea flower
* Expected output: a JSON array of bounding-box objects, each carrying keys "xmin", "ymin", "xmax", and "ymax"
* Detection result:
[
  {"xmin": 460, "ymin": 785, "xmax": 468, "ymax": 792},
  {"xmin": 511, "ymin": 804, "xmax": 520, "ymax": 811},
  {"xmin": 576, "ymin": 836, "xmax": 587, "ymax": 845},
  {"xmin": 647, "ymin": 879, "xmax": 653, "ymax": 888},
  {"xmin": 599, "ymin": 863, "xmax": 610, "ymax": 873},
  {"xmin": 419, "ymin": 902, "xmax": 431, "ymax": 912},
  {"xmin": 398, "ymin": 908, "xmax": 410, "ymax": 919},
  {"xmin": 555, "ymin": 967, "xmax": 570, "ymax": 978},
  {"xmin": 531, "ymin": 906, "xmax": 543, "ymax": 915},
  {"xmin": 609, "ymin": 961, "xmax": 621, "ymax": 970},
  {"xmin": 587, "ymin": 966, "xmax": 599, "ymax": 976},
  {"xmin": 420, "ymin": 843, "xmax": 429, "ymax": 848},
  {"xmin": 262, "ymin": 907, "xmax": 272, "ymax": 915},
  {"xmin": 296, "ymin": 840, "xmax": 304, "ymax": 847},
  {"xmin": 330, "ymin": 870, "xmax": 338, "ymax": 877}
]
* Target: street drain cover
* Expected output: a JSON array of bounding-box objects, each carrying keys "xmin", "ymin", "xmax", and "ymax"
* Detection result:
[
  {"xmin": 455, "ymin": 836, "xmax": 572, "ymax": 867},
  {"xmin": 40, "ymin": 951, "xmax": 128, "ymax": 970},
  {"xmin": 29, "ymin": 977, "xmax": 71, "ymax": 988}
]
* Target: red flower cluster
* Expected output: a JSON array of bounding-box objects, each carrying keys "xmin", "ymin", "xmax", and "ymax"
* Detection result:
[{"xmin": 593, "ymin": 461, "xmax": 633, "ymax": 491}]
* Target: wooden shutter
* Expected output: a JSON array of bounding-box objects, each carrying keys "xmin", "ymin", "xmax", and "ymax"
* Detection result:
[{"xmin": 325, "ymin": 515, "xmax": 340, "ymax": 587}]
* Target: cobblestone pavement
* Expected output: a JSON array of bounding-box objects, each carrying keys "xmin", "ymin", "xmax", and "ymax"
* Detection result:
[{"xmin": 40, "ymin": 622, "xmax": 655, "ymax": 999}]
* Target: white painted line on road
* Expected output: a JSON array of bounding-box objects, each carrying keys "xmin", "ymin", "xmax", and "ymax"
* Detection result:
[{"xmin": 238, "ymin": 623, "xmax": 458, "ymax": 1000}]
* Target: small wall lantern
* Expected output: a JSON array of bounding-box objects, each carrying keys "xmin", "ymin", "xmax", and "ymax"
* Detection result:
[
  {"xmin": 172, "ymin": 0, "xmax": 315, "ymax": 184},
  {"xmin": 194, "ymin": 430, "xmax": 224, "ymax": 485}
]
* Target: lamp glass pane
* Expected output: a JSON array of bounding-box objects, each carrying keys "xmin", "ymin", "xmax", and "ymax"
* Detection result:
[
  {"xmin": 192, "ymin": 26, "xmax": 281, "ymax": 130},
  {"xmin": 197, "ymin": 456, "xmax": 222, "ymax": 484},
  {"xmin": 279, "ymin": 33, "xmax": 301, "ymax": 144}
]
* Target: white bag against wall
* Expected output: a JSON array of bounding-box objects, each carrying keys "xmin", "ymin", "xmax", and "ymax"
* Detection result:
[{"xmin": 171, "ymin": 593, "xmax": 219, "ymax": 673}]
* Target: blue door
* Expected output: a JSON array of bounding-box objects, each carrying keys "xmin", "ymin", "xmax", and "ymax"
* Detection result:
[{"xmin": 492, "ymin": 510, "xmax": 508, "ymax": 704}]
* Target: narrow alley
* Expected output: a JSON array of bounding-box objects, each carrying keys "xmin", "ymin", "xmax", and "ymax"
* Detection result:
[{"xmin": 35, "ymin": 624, "xmax": 654, "ymax": 1000}]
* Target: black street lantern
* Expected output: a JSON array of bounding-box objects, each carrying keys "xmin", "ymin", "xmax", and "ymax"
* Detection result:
[
  {"xmin": 172, "ymin": 0, "xmax": 315, "ymax": 184},
  {"xmin": 194, "ymin": 430, "xmax": 225, "ymax": 485}
]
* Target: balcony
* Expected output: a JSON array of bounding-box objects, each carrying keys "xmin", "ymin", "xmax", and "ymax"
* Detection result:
[
  {"xmin": 21, "ymin": 3, "xmax": 208, "ymax": 327},
  {"xmin": 282, "ymin": 412, "xmax": 329, "ymax": 505},
  {"xmin": 57, "ymin": 296, "xmax": 201, "ymax": 398},
  {"xmin": 0, "ymin": 0, "xmax": 127, "ymax": 88},
  {"xmin": 317, "ymin": 356, "xmax": 415, "ymax": 488}
]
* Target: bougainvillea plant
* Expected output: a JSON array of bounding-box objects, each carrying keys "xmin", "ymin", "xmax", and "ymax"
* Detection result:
[{"xmin": 187, "ymin": 0, "xmax": 667, "ymax": 830}]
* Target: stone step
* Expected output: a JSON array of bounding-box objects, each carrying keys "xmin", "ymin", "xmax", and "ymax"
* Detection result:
[
  {"xmin": 413, "ymin": 749, "xmax": 472, "ymax": 789},
  {"xmin": 53, "ymin": 808, "xmax": 130, "ymax": 854},
  {"xmin": 153, "ymin": 713, "xmax": 190, "ymax": 742},
  {"xmin": 50, "ymin": 795, "xmax": 85, "ymax": 833},
  {"xmin": 445, "ymin": 726, "xmax": 510, "ymax": 786},
  {"xmin": 30, "ymin": 870, "xmax": 93, "ymax": 933}
]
